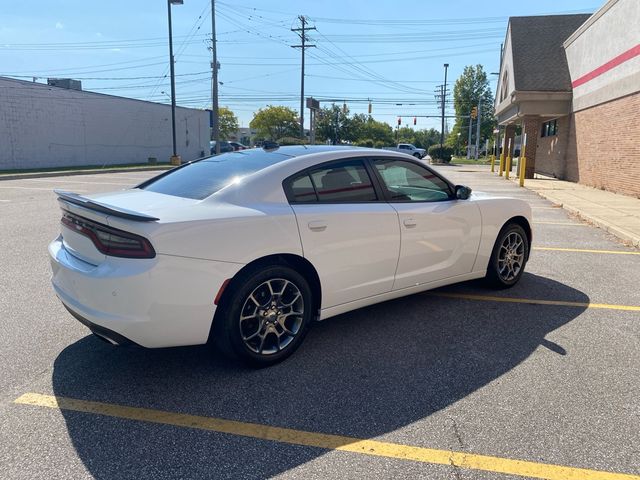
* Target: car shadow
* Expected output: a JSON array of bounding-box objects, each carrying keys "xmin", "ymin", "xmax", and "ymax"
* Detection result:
[{"xmin": 52, "ymin": 273, "xmax": 588, "ymax": 479}]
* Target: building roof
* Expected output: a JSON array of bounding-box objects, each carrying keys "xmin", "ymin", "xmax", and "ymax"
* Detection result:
[{"xmin": 509, "ymin": 14, "xmax": 591, "ymax": 92}]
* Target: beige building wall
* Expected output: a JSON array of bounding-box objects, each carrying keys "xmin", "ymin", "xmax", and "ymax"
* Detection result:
[{"xmin": 533, "ymin": 115, "xmax": 571, "ymax": 179}]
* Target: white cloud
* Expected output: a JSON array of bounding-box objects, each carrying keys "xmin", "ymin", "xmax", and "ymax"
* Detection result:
[
  {"xmin": 55, "ymin": 22, "xmax": 64, "ymax": 30},
  {"xmin": 96, "ymin": 32, "xmax": 102, "ymax": 37}
]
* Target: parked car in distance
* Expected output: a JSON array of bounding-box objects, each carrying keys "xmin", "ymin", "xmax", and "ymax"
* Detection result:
[
  {"xmin": 228, "ymin": 141, "xmax": 248, "ymax": 151},
  {"xmin": 254, "ymin": 140, "xmax": 279, "ymax": 149},
  {"xmin": 49, "ymin": 145, "xmax": 532, "ymax": 366},
  {"xmin": 210, "ymin": 140, "xmax": 234, "ymax": 154},
  {"xmin": 383, "ymin": 143, "xmax": 427, "ymax": 158}
]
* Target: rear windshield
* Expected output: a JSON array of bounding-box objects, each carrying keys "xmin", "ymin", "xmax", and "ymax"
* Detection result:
[{"xmin": 139, "ymin": 149, "xmax": 291, "ymax": 200}]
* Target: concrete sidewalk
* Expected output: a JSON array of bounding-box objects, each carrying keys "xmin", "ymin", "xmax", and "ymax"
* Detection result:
[
  {"xmin": 0, "ymin": 165, "xmax": 172, "ymax": 181},
  {"xmin": 519, "ymin": 176, "xmax": 640, "ymax": 247}
]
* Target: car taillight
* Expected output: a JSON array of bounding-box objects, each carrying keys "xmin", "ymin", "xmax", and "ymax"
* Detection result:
[{"xmin": 61, "ymin": 212, "xmax": 156, "ymax": 259}]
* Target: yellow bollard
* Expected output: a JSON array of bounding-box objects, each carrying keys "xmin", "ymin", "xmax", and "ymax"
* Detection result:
[
  {"xmin": 519, "ymin": 156, "xmax": 527, "ymax": 187},
  {"xmin": 490, "ymin": 154, "xmax": 496, "ymax": 173},
  {"xmin": 505, "ymin": 154, "xmax": 512, "ymax": 179},
  {"xmin": 498, "ymin": 154, "xmax": 504, "ymax": 176}
]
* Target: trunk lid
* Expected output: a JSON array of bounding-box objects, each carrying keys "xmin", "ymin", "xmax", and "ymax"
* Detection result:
[{"xmin": 56, "ymin": 189, "xmax": 200, "ymax": 264}]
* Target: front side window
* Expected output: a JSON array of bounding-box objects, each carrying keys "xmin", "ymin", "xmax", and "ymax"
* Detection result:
[
  {"xmin": 285, "ymin": 159, "xmax": 377, "ymax": 203},
  {"xmin": 374, "ymin": 159, "xmax": 452, "ymax": 202}
]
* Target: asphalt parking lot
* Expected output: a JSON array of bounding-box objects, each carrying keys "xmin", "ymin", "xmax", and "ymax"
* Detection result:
[{"xmin": 0, "ymin": 165, "xmax": 639, "ymax": 480}]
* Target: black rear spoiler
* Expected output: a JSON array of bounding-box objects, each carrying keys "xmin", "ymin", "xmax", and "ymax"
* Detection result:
[{"xmin": 54, "ymin": 190, "xmax": 159, "ymax": 222}]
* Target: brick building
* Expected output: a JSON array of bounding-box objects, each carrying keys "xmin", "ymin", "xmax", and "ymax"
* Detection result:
[{"xmin": 494, "ymin": 0, "xmax": 640, "ymax": 198}]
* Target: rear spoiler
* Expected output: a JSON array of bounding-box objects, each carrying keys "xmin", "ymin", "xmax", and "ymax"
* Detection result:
[{"xmin": 54, "ymin": 190, "xmax": 160, "ymax": 222}]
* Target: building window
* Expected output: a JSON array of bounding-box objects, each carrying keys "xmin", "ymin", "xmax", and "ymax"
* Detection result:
[
  {"xmin": 499, "ymin": 71, "xmax": 509, "ymax": 103},
  {"xmin": 541, "ymin": 119, "xmax": 558, "ymax": 138}
]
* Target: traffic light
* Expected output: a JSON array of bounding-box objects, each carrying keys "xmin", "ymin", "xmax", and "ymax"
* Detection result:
[
  {"xmin": 413, "ymin": 117, "xmax": 417, "ymax": 126},
  {"xmin": 397, "ymin": 117, "xmax": 401, "ymax": 126},
  {"xmin": 368, "ymin": 102, "xmax": 372, "ymax": 114},
  {"xmin": 471, "ymin": 106, "xmax": 478, "ymax": 119}
]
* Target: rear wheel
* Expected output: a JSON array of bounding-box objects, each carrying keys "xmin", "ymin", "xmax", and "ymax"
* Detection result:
[
  {"xmin": 214, "ymin": 265, "xmax": 313, "ymax": 366},
  {"xmin": 485, "ymin": 223, "xmax": 529, "ymax": 288}
]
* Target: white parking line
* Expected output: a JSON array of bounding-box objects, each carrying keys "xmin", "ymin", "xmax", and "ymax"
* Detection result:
[
  {"xmin": 19, "ymin": 178, "xmax": 133, "ymax": 186},
  {"xmin": 0, "ymin": 186, "xmax": 88, "ymax": 192}
]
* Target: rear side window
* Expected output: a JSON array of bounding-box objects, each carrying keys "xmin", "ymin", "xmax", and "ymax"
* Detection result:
[
  {"xmin": 286, "ymin": 159, "xmax": 377, "ymax": 203},
  {"xmin": 290, "ymin": 174, "xmax": 317, "ymax": 202}
]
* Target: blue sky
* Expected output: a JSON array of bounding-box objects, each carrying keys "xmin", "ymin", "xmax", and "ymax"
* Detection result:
[{"xmin": 1, "ymin": 1, "xmax": 597, "ymax": 131}]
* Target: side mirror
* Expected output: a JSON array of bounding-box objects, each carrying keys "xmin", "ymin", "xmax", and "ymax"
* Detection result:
[{"xmin": 455, "ymin": 185, "xmax": 472, "ymax": 200}]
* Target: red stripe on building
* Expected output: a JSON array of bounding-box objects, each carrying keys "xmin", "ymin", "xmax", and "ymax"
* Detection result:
[{"xmin": 572, "ymin": 43, "xmax": 640, "ymax": 88}]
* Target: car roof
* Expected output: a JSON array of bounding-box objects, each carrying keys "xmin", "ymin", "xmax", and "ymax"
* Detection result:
[{"xmin": 197, "ymin": 145, "xmax": 381, "ymax": 168}]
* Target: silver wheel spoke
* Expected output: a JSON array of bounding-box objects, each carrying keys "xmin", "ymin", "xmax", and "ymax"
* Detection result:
[
  {"xmin": 249, "ymin": 294, "xmax": 262, "ymax": 307},
  {"xmin": 266, "ymin": 280, "xmax": 275, "ymax": 297},
  {"xmin": 280, "ymin": 292, "xmax": 301, "ymax": 307},
  {"xmin": 278, "ymin": 280, "xmax": 290, "ymax": 296}
]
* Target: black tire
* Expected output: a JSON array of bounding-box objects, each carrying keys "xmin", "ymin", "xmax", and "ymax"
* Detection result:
[
  {"xmin": 213, "ymin": 265, "xmax": 313, "ymax": 366},
  {"xmin": 413, "ymin": 153, "xmax": 422, "ymax": 158},
  {"xmin": 485, "ymin": 223, "xmax": 529, "ymax": 289}
]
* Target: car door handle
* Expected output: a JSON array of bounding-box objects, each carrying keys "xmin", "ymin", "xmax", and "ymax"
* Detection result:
[
  {"xmin": 403, "ymin": 218, "xmax": 417, "ymax": 228},
  {"xmin": 308, "ymin": 221, "xmax": 327, "ymax": 232}
]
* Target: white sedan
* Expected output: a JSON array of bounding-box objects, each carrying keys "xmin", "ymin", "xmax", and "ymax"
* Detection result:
[{"xmin": 49, "ymin": 146, "xmax": 531, "ymax": 365}]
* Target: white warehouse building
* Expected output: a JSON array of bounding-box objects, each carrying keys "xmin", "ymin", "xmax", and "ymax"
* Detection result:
[{"xmin": 0, "ymin": 76, "xmax": 210, "ymax": 170}]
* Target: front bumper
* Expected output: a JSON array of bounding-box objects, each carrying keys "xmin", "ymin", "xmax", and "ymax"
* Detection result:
[{"xmin": 49, "ymin": 236, "xmax": 243, "ymax": 348}]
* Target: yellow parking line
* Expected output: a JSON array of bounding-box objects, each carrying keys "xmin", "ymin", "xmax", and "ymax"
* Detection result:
[
  {"xmin": 534, "ymin": 247, "xmax": 640, "ymax": 255},
  {"xmin": 14, "ymin": 393, "xmax": 639, "ymax": 480},
  {"xmin": 533, "ymin": 221, "xmax": 589, "ymax": 226},
  {"xmin": 429, "ymin": 292, "xmax": 640, "ymax": 311}
]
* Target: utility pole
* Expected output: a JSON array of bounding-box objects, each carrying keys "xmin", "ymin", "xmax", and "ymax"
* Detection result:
[
  {"xmin": 167, "ymin": 0, "xmax": 183, "ymax": 165},
  {"xmin": 475, "ymin": 102, "xmax": 482, "ymax": 160},
  {"xmin": 467, "ymin": 115, "xmax": 473, "ymax": 159},
  {"xmin": 440, "ymin": 63, "xmax": 449, "ymax": 151},
  {"xmin": 210, "ymin": 0, "xmax": 220, "ymax": 154},
  {"xmin": 292, "ymin": 16, "xmax": 315, "ymax": 141}
]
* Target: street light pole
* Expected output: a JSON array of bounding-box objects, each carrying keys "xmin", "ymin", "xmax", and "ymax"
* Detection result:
[{"xmin": 167, "ymin": 0, "xmax": 183, "ymax": 165}]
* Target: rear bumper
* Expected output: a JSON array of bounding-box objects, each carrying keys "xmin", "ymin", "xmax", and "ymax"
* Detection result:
[
  {"xmin": 62, "ymin": 303, "xmax": 136, "ymax": 346},
  {"xmin": 49, "ymin": 236, "xmax": 243, "ymax": 348}
]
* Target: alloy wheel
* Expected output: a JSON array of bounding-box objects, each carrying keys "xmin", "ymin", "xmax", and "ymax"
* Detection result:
[
  {"xmin": 238, "ymin": 278, "xmax": 304, "ymax": 355},
  {"xmin": 497, "ymin": 231, "xmax": 525, "ymax": 282}
]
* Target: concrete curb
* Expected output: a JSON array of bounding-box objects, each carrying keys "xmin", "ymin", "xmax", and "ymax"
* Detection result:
[
  {"xmin": 0, "ymin": 166, "xmax": 172, "ymax": 181},
  {"xmin": 532, "ymin": 189, "xmax": 640, "ymax": 248}
]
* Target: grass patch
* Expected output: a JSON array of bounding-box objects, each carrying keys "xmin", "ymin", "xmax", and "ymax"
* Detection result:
[
  {"xmin": 450, "ymin": 157, "xmax": 491, "ymax": 165},
  {"xmin": 0, "ymin": 162, "xmax": 172, "ymax": 176}
]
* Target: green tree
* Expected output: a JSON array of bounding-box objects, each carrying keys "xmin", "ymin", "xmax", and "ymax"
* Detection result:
[
  {"xmin": 357, "ymin": 117, "xmax": 394, "ymax": 145},
  {"xmin": 316, "ymin": 104, "xmax": 354, "ymax": 144},
  {"xmin": 449, "ymin": 65, "xmax": 496, "ymax": 150},
  {"xmin": 250, "ymin": 105, "xmax": 299, "ymax": 141},
  {"xmin": 413, "ymin": 128, "xmax": 440, "ymax": 150},
  {"xmin": 218, "ymin": 106, "xmax": 239, "ymax": 140}
]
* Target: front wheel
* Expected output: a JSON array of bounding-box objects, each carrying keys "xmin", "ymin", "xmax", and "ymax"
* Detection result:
[
  {"xmin": 485, "ymin": 223, "xmax": 529, "ymax": 288},
  {"xmin": 413, "ymin": 153, "xmax": 422, "ymax": 158},
  {"xmin": 213, "ymin": 265, "xmax": 313, "ymax": 366}
]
